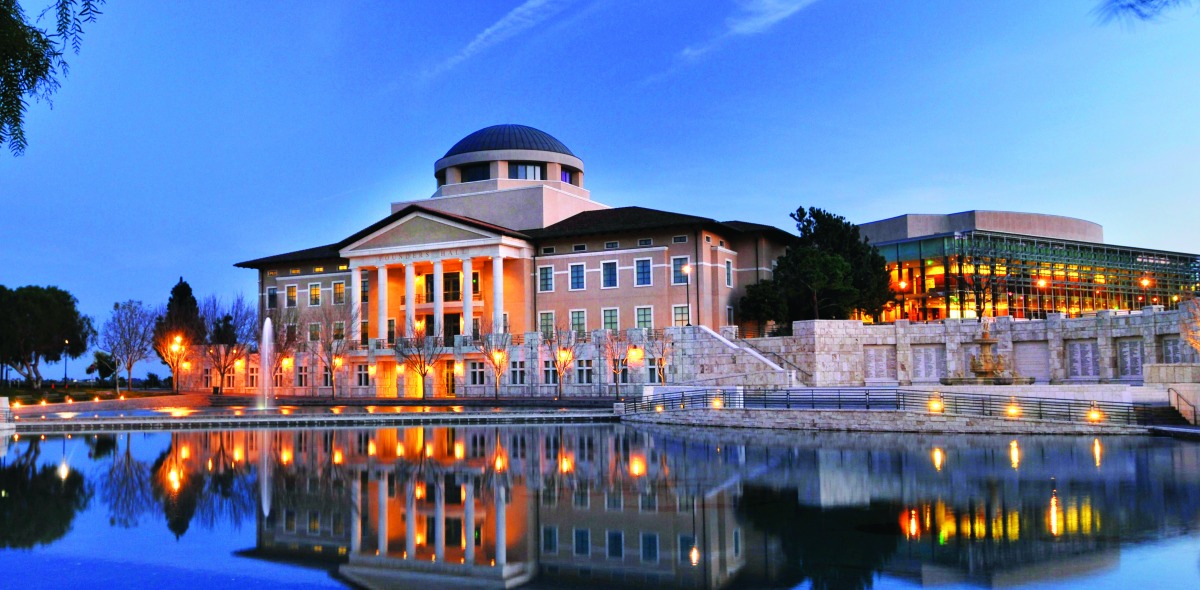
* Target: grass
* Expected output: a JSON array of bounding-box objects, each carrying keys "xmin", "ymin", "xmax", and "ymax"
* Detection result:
[{"xmin": 1, "ymin": 386, "xmax": 176, "ymax": 406}]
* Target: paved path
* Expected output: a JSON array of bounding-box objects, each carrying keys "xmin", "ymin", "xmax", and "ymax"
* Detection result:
[
  {"xmin": 1148, "ymin": 425, "xmax": 1200, "ymax": 441},
  {"xmin": 12, "ymin": 393, "xmax": 213, "ymax": 416}
]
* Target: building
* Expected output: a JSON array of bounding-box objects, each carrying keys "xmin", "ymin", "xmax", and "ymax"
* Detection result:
[
  {"xmin": 859, "ymin": 211, "xmax": 1200, "ymax": 322},
  {"xmin": 229, "ymin": 124, "xmax": 793, "ymax": 398}
]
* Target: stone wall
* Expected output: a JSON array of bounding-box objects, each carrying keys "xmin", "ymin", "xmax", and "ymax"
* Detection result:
[
  {"xmin": 623, "ymin": 408, "xmax": 1146, "ymax": 435},
  {"xmin": 748, "ymin": 306, "xmax": 1196, "ymax": 387}
]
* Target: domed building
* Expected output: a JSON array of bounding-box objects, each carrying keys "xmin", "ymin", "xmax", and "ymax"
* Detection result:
[{"xmin": 232, "ymin": 125, "xmax": 794, "ymax": 398}]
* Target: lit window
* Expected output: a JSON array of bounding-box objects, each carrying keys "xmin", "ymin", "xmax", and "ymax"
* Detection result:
[
  {"xmin": 313, "ymin": 266, "xmax": 324, "ymax": 273},
  {"xmin": 338, "ymin": 264, "xmax": 349, "ymax": 271},
  {"xmin": 333, "ymin": 321, "xmax": 345, "ymax": 340},
  {"xmin": 267, "ymin": 270, "xmax": 278, "ymax": 277},
  {"xmin": 290, "ymin": 268, "xmax": 301, "ymax": 275},
  {"xmin": 605, "ymin": 241, "xmax": 618, "ymax": 250},
  {"xmin": 333, "ymin": 282, "xmax": 346, "ymax": 305},
  {"xmin": 570, "ymin": 263, "xmax": 585, "ymax": 290},
  {"xmin": 539, "ymin": 267, "xmax": 554, "ymax": 292},
  {"xmin": 602, "ymin": 308, "xmax": 619, "ymax": 330},
  {"xmin": 539, "ymin": 312, "xmax": 555, "ymax": 338},
  {"xmin": 309, "ymin": 323, "xmax": 320, "ymax": 342},
  {"xmin": 309, "ymin": 283, "xmax": 321, "ymax": 306},
  {"xmin": 286, "ymin": 286, "xmax": 297, "ymax": 308},
  {"xmin": 602, "ymin": 261, "xmax": 618, "ymax": 288},
  {"xmin": 635, "ymin": 259, "xmax": 652, "ymax": 286}
]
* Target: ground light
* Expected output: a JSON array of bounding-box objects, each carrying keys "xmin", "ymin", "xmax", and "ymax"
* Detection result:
[{"xmin": 928, "ymin": 395, "xmax": 944, "ymax": 413}]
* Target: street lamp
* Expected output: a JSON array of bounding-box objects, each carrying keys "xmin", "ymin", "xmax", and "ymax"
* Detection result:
[
  {"xmin": 63, "ymin": 339, "xmax": 69, "ymax": 389},
  {"xmin": 682, "ymin": 263, "xmax": 692, "ymax": 326},
  {"xmin": 1036, "ymin": 278, "xmax": 1047, "ymax": 318},
  {"xmin": 897, "ymin": 280, "xmax": 908, "ymax": 321}
]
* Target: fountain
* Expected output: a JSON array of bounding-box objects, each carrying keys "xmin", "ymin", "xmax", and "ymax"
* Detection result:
[
  {"xmin": 940, "ymin": 317, "xmax": 1034, "ymax": 385},
  {"xmin": 258, "ymin": 430, "xmax": 271, "ymax": 521},
  {"xmin": 259, "ymin": 317, "xmax": 274, "ymax": 410}
]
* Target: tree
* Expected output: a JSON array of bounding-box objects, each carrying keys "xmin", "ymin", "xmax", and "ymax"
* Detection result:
[
  {"xmin": 542, "ymin": 325, "xmax": 579, "ymax": 400},
  {"xmin": 85, "ymin": 349, "xmax": 117, "ymax": 389},
  {"xmin": 262, "ymin": 307, "xmax": 302, "ymax": 391},
  {"xmin": 153, "ymin": 278, "xmax": 206, "ymax": 392},
  {"xmin": 775, "ymin": 246, "xmax": 856, "ymax": 320},
  {"xmin": 1, "ymin": 0, "xmax": 104, "ymax": 155},
  {"xmin": 99, "ymin": 434, "xmax": 152, "ymax": 528},
  {"xmin": 200, "ymin": 295, "xmax": 256, "ymax": 394},
  {"xmin": 304, "ymin": 301, "xmax": 360, "ymax": 398},
  {"xmin": 395, "ymin": 321, "xmax": 445, "ymax": 399},
  {"xmin": 476, "ymin": 320, "xmax": 511, "ymax": 399},
  {"xmin": 739, "ymin": 279, "xmax": 787, "ymax": 336},
  {"xmin": 1096, "ymin": 0, "xmax": 1195, "ymax": 22},
  {"xmin": 101, "ymin": 300, "xmax": 156, "ymax": 394},
  {"xmin": 645, "ymin": 330, "xmax": 674, "ymax": 385},
  {"xmin": 0, "ymin": 285, "xmax": 94, "ymax": 388},
  {"xmin": 600, "ymin": 329, "xmax": 632, "ymax": 400}
]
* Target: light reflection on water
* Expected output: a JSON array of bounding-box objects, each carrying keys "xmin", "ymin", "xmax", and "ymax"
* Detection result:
[{"xmin": 2, "ymin": 427, "xmax": 1199, "ymax": 589}]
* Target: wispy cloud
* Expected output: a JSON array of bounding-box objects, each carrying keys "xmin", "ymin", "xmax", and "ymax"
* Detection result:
[
  {"xmin": 427, "ymin": 0, "xmax": 575, "ymax": 76},
  {"xmin": 682, "ymin": 0, "xmax": 821, "ymax": 59}
]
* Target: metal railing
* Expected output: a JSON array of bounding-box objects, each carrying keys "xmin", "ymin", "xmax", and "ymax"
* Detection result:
[
  {"xmin": 624, "ymin": 387, "xmax": 1153, "ymax": 426},
  {"xmin": 1169, "ymin": 387, "xmax": 1197, "ymax": 425}
]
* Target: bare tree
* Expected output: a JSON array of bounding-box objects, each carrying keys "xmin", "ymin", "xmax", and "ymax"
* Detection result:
[
  {"xmin": 306, "ymin": 302, "xmax": 360, "ymax": 399},
  {"xmin": 542, "ymin": 325, "xmax": 580, "ymax": 400},
  {"xmin": 200, "ymin": 295, "xmax": 256, "ymax": 395},
  {"xmin": 645, "ymin": 329, "xmax": 674, "ymax": 385},
  {"xmin": 100, "ymin": 434, "xmax": 153, "ymax": 528},
  {"xmin": 1096, "ymin": 0, "xmax": 1195, "ymax": 23},
  {"xmin": 476, "ymin": 320, "xmax": 511, "ymax": 399},
  {"xmin": 153, "ymin": 311, "xmax": 193, "ymax": 395},
  {"xmin": 101, "ymin": 301, "xmax": 157, "ymax": 393},
  {"xmin": 1182, "ymin": 297, "xmax": 1200, "ymax": 356},
  {"xmin": 395, "ymin": 320, "xmax": 445, "ymax": 399},
  {"xmin": 262, "ymin": 307, "xmax": 302, "ymax": 391},
  {"xmin": 600, "ymin": 330, "xmax": 632, "ymax": 401}
]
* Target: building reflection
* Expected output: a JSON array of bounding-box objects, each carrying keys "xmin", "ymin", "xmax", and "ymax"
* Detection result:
[{"xmin": 159, "ymin": 428, "xmax": 1200, "ymax": 589}]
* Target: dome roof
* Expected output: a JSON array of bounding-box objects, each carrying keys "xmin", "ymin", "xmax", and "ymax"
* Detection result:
[{"xmin": 444, "ymin": 124, "xmax": 576, "ymax": 158}]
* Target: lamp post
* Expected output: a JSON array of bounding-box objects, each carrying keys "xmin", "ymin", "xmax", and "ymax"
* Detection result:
[
  {"xmin": 682, "ymin": 263, "xmax": 692, "ymax": 326},
  {"xmin": 1036, "ymin": 278, "xmax": 1047, "ymax": 319},
  {"xmin": 897, "ymin": 280, "xmax": 908, "ymax": 321},
  {"xmin": 63, "ymin": 339, "xmax": 69, "ymax": 389}
]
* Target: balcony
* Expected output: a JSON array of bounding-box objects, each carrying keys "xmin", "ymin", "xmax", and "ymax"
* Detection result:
[{"xmin": 399, "ymin": 291, "xmax": 483, "ymax": 305}]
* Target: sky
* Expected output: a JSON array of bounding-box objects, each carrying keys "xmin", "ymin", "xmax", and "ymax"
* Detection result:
[{"xmin": 2, "ymin": 0, "xmax": 1199, "ymax": 378}]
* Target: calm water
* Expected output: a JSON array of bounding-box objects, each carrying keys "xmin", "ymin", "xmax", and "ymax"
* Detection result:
[{"xmin": 2, "ymin": 424, "xmax": 1199, "ymax": 590}]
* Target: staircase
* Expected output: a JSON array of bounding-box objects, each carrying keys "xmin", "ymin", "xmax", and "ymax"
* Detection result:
[{"xmin": 1133, "ymin": 403, "xmax": 1192, "ymax": 426}]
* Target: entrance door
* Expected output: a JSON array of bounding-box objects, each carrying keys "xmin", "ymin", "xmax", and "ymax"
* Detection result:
[{"xmin": 443, "ymin": 360, "xmax": 457, "ymax": 396}]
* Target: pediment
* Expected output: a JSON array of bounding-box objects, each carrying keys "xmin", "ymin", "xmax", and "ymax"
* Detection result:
[{"xmin": 347, "ymin": 214, "xmax": 494, "ymax": 252}]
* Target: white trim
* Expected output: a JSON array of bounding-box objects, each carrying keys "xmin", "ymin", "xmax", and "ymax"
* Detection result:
[
  {"xmin": 640, "ymin": 532, "xmax": 660, "ymax": 564},
  {"xmin": 568, "ymin": 263, "xmax": 586, "ymax": 291},
  {"xmin": 671, "ymin": 256, "xmax": 691, "ymax": 285},
  {"xmin": 600, "ymin": 259, "xmax": 619, "ymax": 289},
  {"xmin": 537, "ymin": 265, "xmax": 555, "ymax": 293},
  {"xmin": 538, "ymin": 310, "xmax": 556, "ymax": 333},
  {"xmin": 725, "ymin": 260, "xmax": 733, "ymax": 288},
  {"xmin": 714, "ymin": 246, "xmax": 737, "ymax": 255},
  {"xmin": 569, "ymin": 308, "xmax": 587, "ymax": 332},
  {"xmin": 672, "ymin": 304, "xmax": 691, "ymax": 327},
  {"xmin": 332, "ymin": 281, "xmax": 347, "ymax": 305},
  {"xmin": 266, "ymin": 270, "xmax": 351, "ymax": 281},
  {"xmin": 601, "ymin": 307, "xmax": 620, "ymax": 331},
  {"xmin": 634, "ymin": 305, "xmax": 654, "ymax": 329},
  {"xmin": 339, "ymin": 211, "xmax": 498, "ymax": 255},
  {"xmin": 604, "ymin": 241, "xmax": 619, "ymax": 250},
  {"xmin": 308, "ymin": 282, "xmax": 322, "ymax": 306},
  {"xmin": 672, "ymin": 235, "xmax": 688, "ymax": 243},
  {"xmin": 606, "ymin": 529, "xmax": 624, "ymax": 560},
  {"xmin": 285, "ymin": 285, "xmax": 298, "ymax": 308},
  {"xmin": 633, "ymin": 257, "xmax": 653, "ymax": 287},
  {"xmin": 637, "ymin": 237, "xmax": 653, "ymax": 247},
  {"xmin": 537, "ymin": 246, "xmax": 667, "ymax": 259}
]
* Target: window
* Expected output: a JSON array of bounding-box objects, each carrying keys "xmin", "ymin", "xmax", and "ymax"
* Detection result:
[
  {"xmin": 673, "ymin": 305, "xmax": 690, "ymax": 327},
  {"xmin": 635, "ymin": 307, "xmax": 653, "ymax": 329},
  {"xmin": 725, "ymin": 260, "xmax": 733, "ymax": 287},
  {"xmin": 705, "ymin": 235, "xmax": 712, "ymax": 243},
  {"xmin": 289, "ymin": 268, "xmax": 301, "ymax": 275},
  {"xmin": 719, "ymin": 240, "xmax": 725, "ymax": 248},
  {"xmin": 333, "ymin": 281, "xmax": 346, "ymax": 304},
  {"xmin": 570, "ymin": 263, "xmax": 585, "ymax": 290},
  {"xmin": 541, "ymin": 246, "xmax": 555, "ymax": 255},
  {"xmin": 338, "ymin": 264, "xmax": 349, "ymax": 271},
  {"xmin": 542, "ymin": 526, "xmax": 558, "ymax": 554},
  {"xmin": 641, "ymin": 533, "xmax": 659, "ymax": 563},
  {"xmin": 356, "ymin": 364, "xmax": 369, "ymax": 387},
  {"xmin": 560, "ymin": 168, "xmax": 573, "ymax": 183},
  {"xmin": 387, "ymin": 319, "xmax": 396, "ymax": 345},
  {"xmin": 361, "ymin": 276, "xmax": 369, "ymax": 303},
  {"xmin": 274, "ymin": 368, "xmax": 284, "ymax": 387},
  {"xmin": 672, "ymin": 257, "xmax": 690, "ymax": 285},
  {"xmin": 267, "ymin": 287, "xmax": 278, "ymax": 310},
  {"xmin": 576, "ymin": 359, "xmax": 593, "ymax": 384},
  {"xmin": 329, "ymin": 322, "xmax": 343, "ymax": 341},
  {"xmin": 574, "ymin": 529, "xmax": 591, "ymax": 556},
  {"xmin": 539, "ymin": 312, "xmax": 555, "ymax": 338},
  {"xmin": 296, "ymin": 365, "xmax": 308, "ymax": 387},
  {"xmin": 734, "ymin": 529, "xmax": 741, "ymax": 557},
  {"xmin": 573, "ymin": 244, "xmax": 586, "ymax": 252},
  {"xmin": 602, "ymin": 261, "xmax": 618, "ymax": 288},
  {"xmin": 606, "ymin": 492, "xmax": 622, "ymax": 511},
  {"xmin": 359, "ymin": 321, "xmax": 369, "ymax": 346},
  {"xmin": 648, "ymin": 358, "xmax": 662, "ymax": 384},
  {"xmin": 607, "ymin": 531, "xmax": 624, "ymax": 559},
  {"xmin": 543, "ymin": 360, "xmax": 558, "ymax": 385},
  {"xmin": 574, "ymin": 484, "xmax": 590, "ymax": 508},
  {"xmin": 678, "ymin": 535, "xmax": 695, "ymax": 563},
  {"xmin": 314, "ymin": 266, "xmax": 325, "ymax": 273},
  {"xmin": 570, "ymin": 310, "xmax": 586, "ymax": 334},
  {"xmin": 306, "ymin": 283, "xmax": 320, "ymax": 306},
  {"xmin": 468, "ymin": 361, "xmax": 485, "ymax": 386},
  {"xmin": 248, "ymin": 366, "xmax": 258, "ymax": 388},
  {"xmin": 267, "ymin": 270, "xmax": 278, "ymax": 277},
  {"xmin": 309, "ymin": 323, "xmax": 321, "ymax": 342},
  {"xmin": 323, "ymin": 366, "xmax": 332, "ymax": 387},
  {"xmin": 285, "ymin": 510, "xmax": 297, "ymax": 532},
  {"xmin": 509, "ymin": 360, "xmax": 526, "ymax": 384},
  {"xmin": 286, "ymin": 323, "xmax": 297, "ymax": 342},
  {"xmin": 638, "ymin": 238, "xmax": 652, "ymax": 247},
  {"xmin": 727, "ymin": 306, "xmax": 735, "ymax": 325},
  {"xmin": 635, "ymin": 258, "xmax": 652, "ymax": 286},
  {"xmin": 640, "ymin": 491, "xmax": 658, "ymax": 512},
  {"xmin": 538, "ymin": 266, "xmax": 554, "ymax": 292},
  {"xmin": 460, "ymin": 162, "xmax": 489, "ymax": 182},
  {"xmin": 605, "ymin": 241, "xmax": 618, "ymax": 249},
  {"xmin": 508, "ymin": 162, "xmax": 544, "ymax": 180},
  {"xmin": 202, "ymin": 368, "xmax": 211, "ymax": 388},
  {"xmin": 286, "ymin": 285, "xmax": 297, "ymax": 308},
  {"xmin": 672, "ymin": 235, "xmax": 687, "ymax": 243},
  {"xmin": 602, "ymin": 308, "xmax": 619, "ymax": 330}
]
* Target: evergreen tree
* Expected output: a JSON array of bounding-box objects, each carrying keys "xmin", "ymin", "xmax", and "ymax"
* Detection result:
[{"xmin": 153, "ymin": 278, "xmax": 206, "ymax": 364}]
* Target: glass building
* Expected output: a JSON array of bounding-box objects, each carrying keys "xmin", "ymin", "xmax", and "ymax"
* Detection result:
[{"xmin": 859, "ymin": 211, "xmax": 1200, "ymax": 321}]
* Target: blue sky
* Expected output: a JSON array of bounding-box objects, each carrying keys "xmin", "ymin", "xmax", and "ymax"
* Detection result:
[{"xmin": 2, "ymin": 1, "xmax": 1198, "ymax": 377}]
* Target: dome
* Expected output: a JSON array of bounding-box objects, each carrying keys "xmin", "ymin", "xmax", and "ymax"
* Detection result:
[{"xmin": 444, "ymin": 124, "xmax": 576, "ymax": 158}]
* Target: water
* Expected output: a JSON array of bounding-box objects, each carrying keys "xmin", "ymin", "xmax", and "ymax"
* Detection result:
[{"xmin": 2, "ymin": 425, "xmax": 1199, "ymax": 589}]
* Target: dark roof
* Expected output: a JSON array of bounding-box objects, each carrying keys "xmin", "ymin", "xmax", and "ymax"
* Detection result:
[
  {"xmin": 443, "ymin": 124, "xmax": 576, "ymax": 158},
  {"xmin": 235, "ymin": 205, "xmax": 528, "ymax": 269},
  {"xmin": 522, "ymin": 206, "xmax": 794, "ymax": 241},
  {"xmin": 721, "ymin": 220, "xmax": 798, "ymax": 243}
]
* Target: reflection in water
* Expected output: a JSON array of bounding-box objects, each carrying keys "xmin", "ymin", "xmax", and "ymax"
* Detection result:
[{"xmin": 4, "ymin": 427, "xmax": 1200, "ymax": 589}]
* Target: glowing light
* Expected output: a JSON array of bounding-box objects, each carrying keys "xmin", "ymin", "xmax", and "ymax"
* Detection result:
[
  {"xmin": 556, "ymin": 348, "xmax": 573, "ymax": 364},
  {"xmin": 58, "ymin": 461, "xmax": 70, "ymax": 481},
  {"xmin": 333, "ymin": 450, "xmax": 344, "ymax": 464},
  {"xmin": 11, "ymin": 401, "xmax": 19, "ymax": 408},
  {"xmin": 682, "ymin": 264, "xmax": 692, "ymax": 275},
  {"xmin": 928, "ymin": 396, "xmax": 944, "ymax": 413},
  {"xmin": 559, "ymin": 456, "xmax": 574, "ymax": 474},
  {"xmin": 689, "ymin": 545, "xmax": 700, "ymax": 566},
  {"xmin": 1037, "ymin": 279, "xmax": 1047, "ymax": 288},
  {"xmin": 93, "ymin": 396, "xmax": 100, "ymax": 402},
  {"xmin": 931, "ymin": 447, "xmax": 945, "ymax": 472},
  {"xmin": 415, "ymin": 482, "xmax": 426, "ymax": 499},
  {"xmin": 368, "ymin": 365, "xmax": 377, "ymax": 376},
  {"xmin": 65, "ymin": 397, "xmax": 73, "ymax": 404},
  {"xmin": 425, "ymin": 443, "xmax": 434, "ymax": 457},
  {"xmin": 281, "ymin": 449, "xmax": 292, "ymax": 464},
  {"xmin": 1009, "ymin": 440, "xmax": 1020, "ymax": 470},
  {"xmin": 629, "ymin": 456, "xmax": 646, "ymax": 477},
  {"xmin": 180, "ymin": 446, "xmax": 190, "ymax": 460},
  {"xmin": 234, "ymin": 359, "xmax": 244, "ymax": 369},
  {"xmin": 454, "ymin": 442, "xmax": 464, "ymax": 460},
  {"xmin": 1140, "ymin": 278, "xmax": 1151, "ymax": 288},
  {"xmin": 396, "ymin": 443, "xmax": 405, "ymax": 457},
  {"xmin": 182, "ymin": 361, "xmax": 191, "ymax": 370},
  {"xmin": 368, "ymin": 441, "xmax": 377, "ymax": 456},
  {"xmin": 168, "ymin": 468, "xmax": 181, "ymax": 492},
  {"xmin": 903, "ymin": 509, "xmax": 920, "ymax": 539},
  {"xmin": 1093, "ymin": 438, "xmax": 1102, "ymax": 468},
  {"xmin": 655, "ymin": 405, "xmax": 664, "ymax": 413},
  {"xmin": 333, "ymin": 356, "xmax": 343, "ymax": 368},
  {"xmin": 627, "ymin": 345, "xmax": 644, "ymax": 364},
  {"xmin": 1048, "ymin": 490, "xmax": 1061, "ymax": 536},
  {"xmin": 119, "ymin": 395, "xmax": 125, "ymax": 401},
  {"xmin": 491, "ymin": 349, "xmax": 507, "ymax": 367},
  {"xmin": 281, "ymin": 357, "xmax": 293, "ymax": 368},
  {"xmin": 40, "ymin": 400, "xmax": 47, "ymax": 406},
  {"xmin": 234, "ymin": 448, "xmax": 243, "ymax": 462},
  {"xmin": 1087, "ymin": 405, "xmax": 1104, "ymax": 423},
  {"xmin": 207, "ymin": 458, "xmax": 213, "ymax": 471},
  {"xmin": 494, "ymin": 455, "xmax": 507, "ymax": 472},
  {"xmin": 1006, "ymin": 401, "xmax": 1021, "ymax": 418},
  {"xmin": 712, "ymin": 397, "xmax": 723, "ymax": 409}
]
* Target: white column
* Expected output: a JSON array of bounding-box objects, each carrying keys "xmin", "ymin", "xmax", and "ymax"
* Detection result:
[
  {"xmin": 433, "ymin": 259, "xmax": 445, "ymax": 338},
  {"xmin": 405, "ymin": 264, "xmax": 417, "ymax": 338},
  {"xmin": 350, "ymin": 470, "xmax": 362, "ymax": 553},
  {"xmin": 405, "ymin": 478, "xmax": 416, "ymax": 559},
  {"xmin": 492, "ymin": 257, "xmax": 504, "ymax": 334},
  {"xmin": 376, "ymin": 267, "xmax": 389, "ymax": 342},
  {"xmin": 464, "ymin": 478, "xmax": 476, "ymax": 565},
  {"xmin": 435, "ymin": 477, "xmax": 446, "ymax": 562},
  {"xmin": 377, "ymin": 471, "xmax": 389, "ymax": 554},
  {"xmin": 462, "ymin": 258, "xmax": 474, "ymax": 339},
  {"xmin": 350, "ymin": 268, "xmax": 362, "ymax": 344},
  {"xmin": 494, "ymin": 482, "xmax": 507, "ymax": 567}
]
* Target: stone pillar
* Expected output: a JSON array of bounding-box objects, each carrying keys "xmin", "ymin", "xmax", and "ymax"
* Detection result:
[
  {"xmin": 434, "ymin": 259, "xmax": 445, "ymax": 338},
  {"xmin": 435, "ymin": 477, "xmax": 446, "ymax": 562},
  {"xmin": 351, "ymin": 268, "xmax": 362, "ymax": 344},
  {"xmin": 376, "ymin": 267, "xmax": 389, "ymax": 342},
  {"xmin": 464, "ymin": 478, "xmax": 476, "ymax": 565},
  {"xmin": 350, "ymin": 470, "xmax": 362, "ymax": 553},
  {"xmin": 1047, "ymin": 313, "xmax": 1066, "ymax": 382},
  {"xmin": 492, "ymin": 257, "xmax": 505, "ymax": 333},
  {"xmin": 405, "ymin": 264, "xmax": 416, "ymax": 338},
  {"xmin": 405, "ymin": 478, "xmax": 416, "ymax": 559},
  {"xmin": 1097, "ymin": 310, "xmax": 1116, "ymax": 381},
  {"xmin": 462, "ymin": 258, "xmax": 474, "ymax": 339},
  {"xmin": 494, "ymin": 482, "xmax": 507, "ymax": 567},
  {"xmin": 377, "ymin": 471, "xmax": 389, "ymax": 554},
  {"xmin": 895, "ymin": 320, "xmax": 912, "ymax": 385}
]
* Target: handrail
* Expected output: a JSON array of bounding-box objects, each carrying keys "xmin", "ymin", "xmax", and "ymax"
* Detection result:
[
  {"xmin": 625, "ymin": 386, "xmax": 1155, "ymax": 426},
  {"xmin": 737, "ymin": 337, "xmax": 812, "ymax": 382},
  {"xmin": 1168, "ymin": 387, "xmax": 1197, "ymax": 425}
]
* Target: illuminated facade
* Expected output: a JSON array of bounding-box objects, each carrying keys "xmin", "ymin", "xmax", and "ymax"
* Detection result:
[{"xmin": 859, "ymin": 211, "xmax": 1199, "ymax": 322}]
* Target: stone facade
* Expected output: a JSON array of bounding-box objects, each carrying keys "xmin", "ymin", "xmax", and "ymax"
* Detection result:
[{"xmin": 746, "ymin": 306, "xmax": 1197, "ymax": 387}]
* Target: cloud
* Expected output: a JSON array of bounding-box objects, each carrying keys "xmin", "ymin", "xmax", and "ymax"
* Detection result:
[
  {"xmin": 682, "ymin": 0, "xmax": 821, "ymax": 59},
  {"xmin": 427, "ymin": 0, "xmax": 575, "ymax": 76}
]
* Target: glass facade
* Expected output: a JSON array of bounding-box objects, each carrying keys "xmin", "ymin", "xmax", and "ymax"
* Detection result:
[{"xmin": 876, "ymin": 231, "xmax": 1199, "ymax": 321}]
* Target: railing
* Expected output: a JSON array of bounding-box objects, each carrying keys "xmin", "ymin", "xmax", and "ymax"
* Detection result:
[
  {"xmin": 624, "ymin": 387, "xmax": 1151, "ymax": 426},
  {"xmin": 399, "ymin": 292, "xmax": 482, "ymax": 305},
  {"xmin": 1169, "ymin": 387, "xmax": 1197, "ymax": 425}
]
